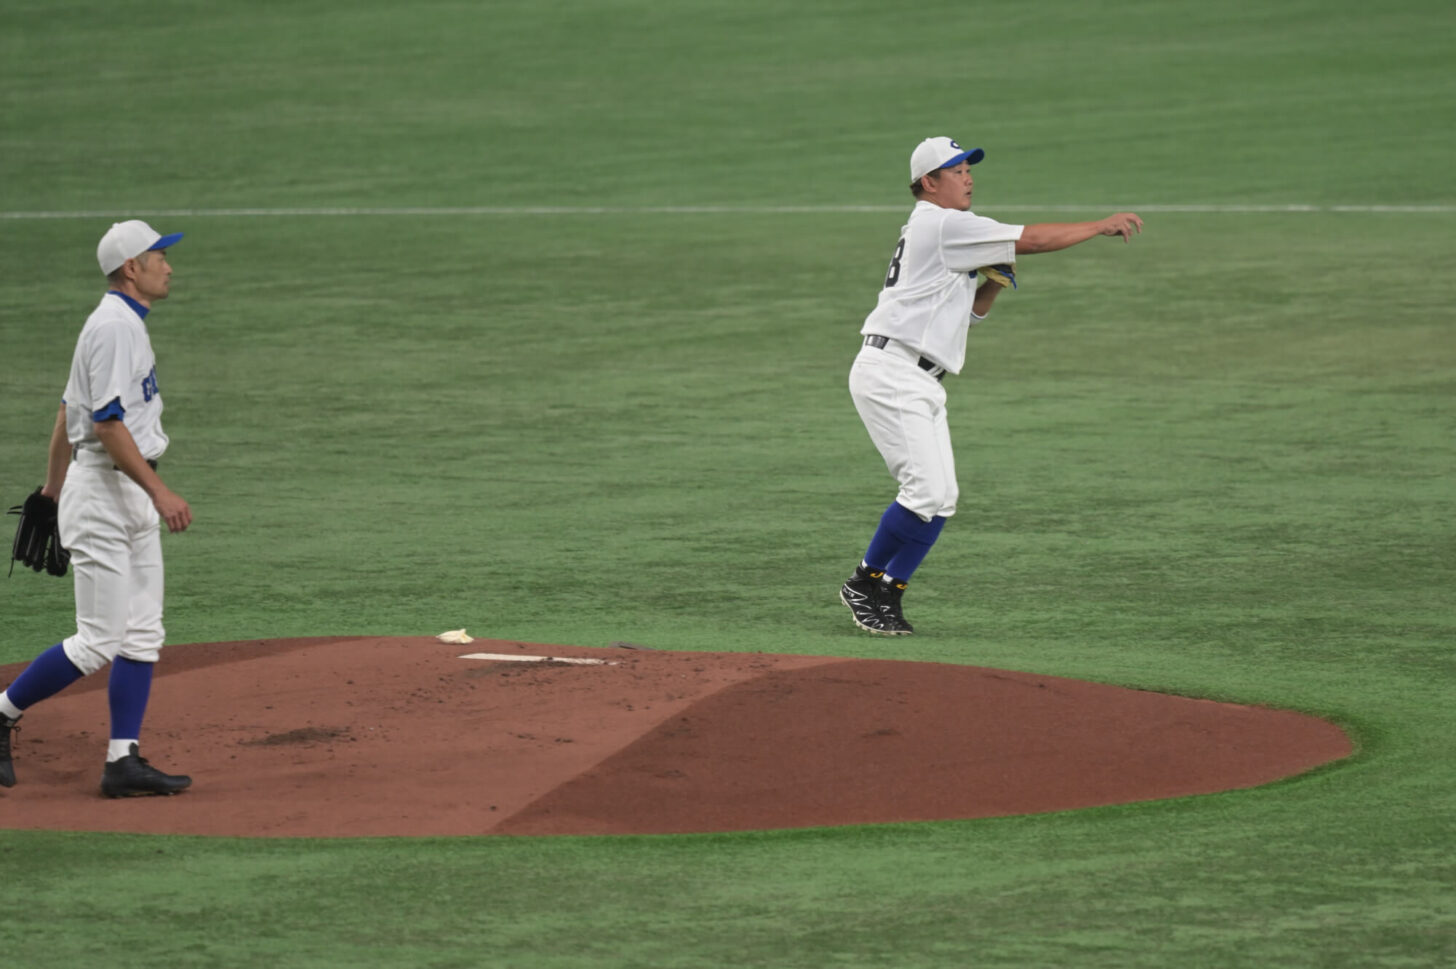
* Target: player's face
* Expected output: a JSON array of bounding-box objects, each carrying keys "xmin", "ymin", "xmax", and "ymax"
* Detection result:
[
  {"xmin": 131, "ymin": 249, "xmax": 173, "ymax": 303},
  {"xmin": 929, "ymin": 162, "xmax": 975, "ymax": 210},
  {"xmin": 920, "ymin": 163, "xmax": 975, "ymax": 211}
]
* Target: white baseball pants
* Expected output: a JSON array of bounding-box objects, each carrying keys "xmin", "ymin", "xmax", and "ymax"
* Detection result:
[
  {"xmin": 59, "ymin": 453, "xmax": 165, "ymax": 675},
  {"xmin": 849, "ymin": 341, "xmax": 958, "ymax": 522}
]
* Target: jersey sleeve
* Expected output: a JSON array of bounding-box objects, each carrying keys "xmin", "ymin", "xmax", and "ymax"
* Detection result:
[
  {"xmin": 939, "ymin": 213, "xmax": 1024, "ymax": 273},
  {"xmin": 92, "ymin": 398, "xmax": 125, "ymax": 421},
  {"xmin": 80, "ymin": 321, "xmax": 138, "ymax": 420}
]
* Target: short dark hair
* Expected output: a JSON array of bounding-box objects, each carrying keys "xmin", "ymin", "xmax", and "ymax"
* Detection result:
[
  {"xmin": 910, "ymin": 169, "xmax": 942, "ymax": 198},
  {"xmin": 105, "ymin": 249, "xmax": 154, "ymax": 286}
]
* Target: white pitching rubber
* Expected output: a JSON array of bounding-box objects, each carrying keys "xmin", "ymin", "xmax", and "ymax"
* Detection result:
[{"xmin": 458, "ymin": 653, "xmax": 612, "ymax": 666}]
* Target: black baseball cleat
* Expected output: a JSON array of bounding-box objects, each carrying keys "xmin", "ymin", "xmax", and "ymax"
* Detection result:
[
  {"xmin": 0, "ymin": 713, "xmax": 18, "ymax": 788},
  {"xmin": 877, "ymin": 579, "xmax": 915, "ymax": 635},
  {"xmin": 841, "ymin": 565, "xmax": 894, "ymax": 634},
  {"xmin": 100, "ymin": 743, "xmax": 191, "ymax": 798}
]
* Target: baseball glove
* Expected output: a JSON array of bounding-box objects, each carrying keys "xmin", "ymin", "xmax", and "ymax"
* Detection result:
[
  {"xmin": 978, "ymin": 263, "xmax": 1017, "ymax": 289},
  {"xmin": 8, "ymin": 488, "xmax": 69, "ymax": 577}
]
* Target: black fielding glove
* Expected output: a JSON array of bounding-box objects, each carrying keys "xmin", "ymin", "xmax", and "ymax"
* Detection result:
[{"xmin": 8, "ymin": 488, "xmax": 70, "ymax": 577}]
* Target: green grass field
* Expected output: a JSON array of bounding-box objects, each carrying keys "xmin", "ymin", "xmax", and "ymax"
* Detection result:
[{"xmin": 2, "ymin": 1, "xmax": 1453, "ymax": 966}]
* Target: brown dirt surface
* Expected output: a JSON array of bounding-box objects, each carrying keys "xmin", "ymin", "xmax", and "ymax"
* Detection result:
[{"xmin": 0, "ymin": 637, "xmax": 1352, "ymax": 837}]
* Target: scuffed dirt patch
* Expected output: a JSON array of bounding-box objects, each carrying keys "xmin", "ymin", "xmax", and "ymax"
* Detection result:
[{"xmin": 242, "ymin": 727, "xmax": 351, "ymax": 747}]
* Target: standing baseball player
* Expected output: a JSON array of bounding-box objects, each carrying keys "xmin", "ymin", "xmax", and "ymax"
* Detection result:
[
  {"xmin": 840, "ymin": 136, "xmax": 1143, "ymax": 635},
  {"xmin": 0, "ymin": 220, "xmax": 193, "ymax": 796}
]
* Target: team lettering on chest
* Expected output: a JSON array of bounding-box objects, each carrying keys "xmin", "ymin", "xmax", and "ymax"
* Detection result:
[{"xmin": 141, "ymin": 365, "xmax": 159, "ymax": 403}]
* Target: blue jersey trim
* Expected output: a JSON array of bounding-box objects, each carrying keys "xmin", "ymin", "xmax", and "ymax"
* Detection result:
[
  {"xmin": 107, "ymin": 290, "xmax": 150, "ymax": 319},
  {"xmin": 92, "ymin": 397, "xmax": 125, "ymax": 422}
]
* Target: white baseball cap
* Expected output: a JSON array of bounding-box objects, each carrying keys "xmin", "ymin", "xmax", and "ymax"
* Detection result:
[
  {"xmin": 97, "ymin": 219, "xmax": 184, "ymax": 275},
  {"xmin": 909, "ymin": 137, "xmax": 985, "ymax": 183}
]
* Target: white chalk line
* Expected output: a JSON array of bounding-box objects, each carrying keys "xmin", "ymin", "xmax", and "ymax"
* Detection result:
[{"xmin": 1, "ymin": 204, "xmax": 1452, "ymax": 219}]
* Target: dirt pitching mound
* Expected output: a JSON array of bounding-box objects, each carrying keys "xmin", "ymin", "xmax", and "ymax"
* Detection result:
[{"xmin": 0, "ymin": 637, "xmax": 1352, "ymax": 837}]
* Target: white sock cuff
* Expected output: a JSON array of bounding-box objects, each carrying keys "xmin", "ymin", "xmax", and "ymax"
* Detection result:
[
  {"xmin": 107, "ymin": 739, "xmax": 138, "ymax": 763},
  {"xmin": 0, "ymin": 693, "xmax": 23, "ymax": 721}
]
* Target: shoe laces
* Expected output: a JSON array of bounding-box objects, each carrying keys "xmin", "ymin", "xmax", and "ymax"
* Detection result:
[{"xmin": 0, "ymin": 719, "xmax": 17, "ymax": 755}]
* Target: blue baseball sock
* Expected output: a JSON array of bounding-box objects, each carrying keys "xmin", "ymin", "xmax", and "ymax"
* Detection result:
[
  {"xmin": 4, "ymin": 643, "xmax": 84, "ymax": 711},
  {"xmin": 108, "ymin": 657, "xmax": 154, "ymax": 742},
  {"xmin": 862, "ymin": 502, "xmax": 947, "ymax": 581},
  {"xmin": 884, "ymin": 514, "xmax": 946, "ymax": 582}
]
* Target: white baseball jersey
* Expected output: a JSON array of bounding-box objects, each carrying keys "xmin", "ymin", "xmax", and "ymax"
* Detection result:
[
  {"xmin": 57, "ymin": 291, "xmax": 170, "ymax": 673},
  {"xmin": 63, "ymin": 292, "xmax": 169, "ymax": 461},
  {"xmin": 860, "ymin": 202, "xmax": 1024, "ymax": 374}
]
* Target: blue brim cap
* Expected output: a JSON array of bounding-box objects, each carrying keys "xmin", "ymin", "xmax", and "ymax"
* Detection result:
[
  {"xmin": 941, "ymin": 147, "xmax": 985, "ymax": 169},
  {"xmin": 148, "ymin": 232, "xmax": 184, "ymax": 251}
]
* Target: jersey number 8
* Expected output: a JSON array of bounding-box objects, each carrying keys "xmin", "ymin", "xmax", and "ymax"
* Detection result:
[{"xmin": 884, "ymin": 237, "xmax": 906, "ymax": 288}]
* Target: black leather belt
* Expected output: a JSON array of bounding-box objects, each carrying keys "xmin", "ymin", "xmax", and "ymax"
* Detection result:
[{"xmin": 864, "ymin": 335, "xmax": 946, "ymax": 381}]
